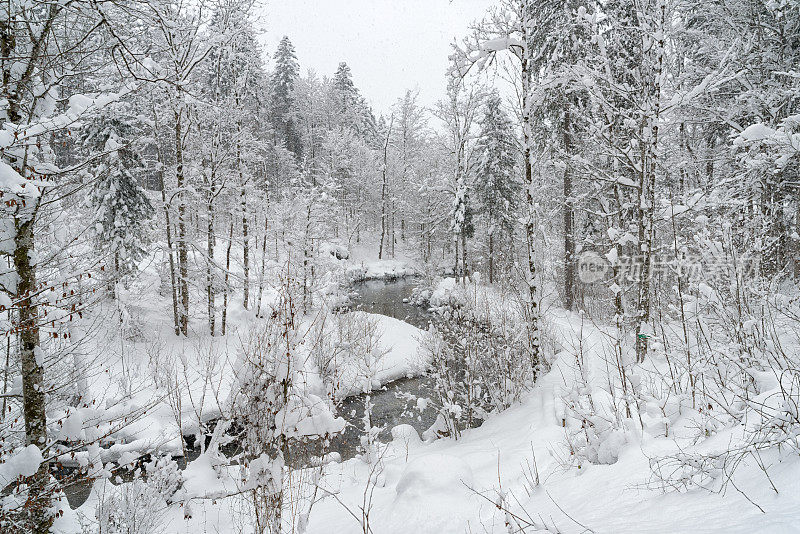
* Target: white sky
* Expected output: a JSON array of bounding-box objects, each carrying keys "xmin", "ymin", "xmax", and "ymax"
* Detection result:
[{"xmin": 260, "ymin": 0, "xmax": 495, "ymax": 117}]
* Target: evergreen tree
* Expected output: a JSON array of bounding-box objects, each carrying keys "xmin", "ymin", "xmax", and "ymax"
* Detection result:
[
  {"xmin": 332, "ymin": 62, "xmax": 377, "ymax": 141},
  {"xmin": 270, "ymin": 36, "xmax": 303, "ymax": 158},
  {"xmin": 474, "ymin": 93, "xmax": 519, "ymax": 283},
  {"xmin": 332, "ymin": 62, "xmax": 357, "ymax": 116},
  {"xmin": 82, "ymin": 103, "xmax": 153, "ymax": 278}
]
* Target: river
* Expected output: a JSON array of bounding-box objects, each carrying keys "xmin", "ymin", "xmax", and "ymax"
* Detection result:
[{"xmin": 330, "ymin": 277, "xmax": 438, "ymax": 458}]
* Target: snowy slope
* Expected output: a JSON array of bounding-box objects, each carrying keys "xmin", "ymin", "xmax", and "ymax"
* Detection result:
[{"xmin": 302, "ymin": 310, "xmax": 800, "ymax": 534}]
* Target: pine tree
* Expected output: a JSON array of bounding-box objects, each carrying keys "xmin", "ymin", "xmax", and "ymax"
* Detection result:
[
  {"xmin": 270, "ymin": 36, "xmax": 303, "ymax": 158},
  {"xmin": 82, "ymin": 104, "xmax": 153, "ymax": 280},
  {"xmin": 474, "ymin": 93, "xmax": 518, "ymax": 284}
]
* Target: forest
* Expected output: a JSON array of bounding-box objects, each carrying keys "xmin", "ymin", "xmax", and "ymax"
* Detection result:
[{"xmin": 1, "ymin": 0, "xmax": 800, "ymax": 532}]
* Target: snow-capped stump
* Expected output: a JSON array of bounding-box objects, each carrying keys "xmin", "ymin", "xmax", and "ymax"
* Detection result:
[
  {"xmin": 319, "ymin": 241, "xmax": 349, "ymax": 260},
  {"xmin": 395, "ymin": 454, "xmax": 473, "ymax": 501}
]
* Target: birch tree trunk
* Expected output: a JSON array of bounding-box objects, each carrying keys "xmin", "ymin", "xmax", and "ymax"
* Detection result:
[
  {"xmin": 521, "ymin": 33, "xmax": 540, "ymax": 365},
  {"xmin": 634, "ymin": 0, "xmax": 666, "ymax": 363},
  {"xmin": 563, "ymin": 100, "xmax": 576, "ymax": 311},
  {"xmin": 174, "ymin": 91, "xmax": 190, "ymax": 336}
]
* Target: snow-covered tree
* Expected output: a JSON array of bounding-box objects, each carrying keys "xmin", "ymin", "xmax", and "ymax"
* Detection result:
[
  {"xmin": 332, "ymin": 62, "xmax": 378, "ymax": 141},
  {"xmin": 436, "ymin": 81, "xmax": 481, "ymax": 282},
  {"xmin": 270, "ymin": 36, "xmax": 303, "ymax": 159},
  {"xmin": 450, "ymin": 0, "xmax": 541, "ymax": 361},
  {"xmin": 81, "ymin": 104, "xmax": 153, "ymax": 279},
  {"xmin": 474, "ymin": 93, "xmax": 519, "ymax": 283}
]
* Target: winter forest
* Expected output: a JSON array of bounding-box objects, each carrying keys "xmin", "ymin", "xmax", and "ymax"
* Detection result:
[{"xmin": 1, "ymin": 0, "xmax": 800, "ymax": 532}]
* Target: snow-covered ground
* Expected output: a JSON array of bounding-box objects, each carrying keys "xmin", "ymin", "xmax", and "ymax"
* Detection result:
[
  {"xmin": 301, "ymin": 309, "xmax": 800, "ymax": 533},
  {"xmin": 44, "ymin": 271, "xmax": 800, "ymax": 533},
  {"xmin": 334, "ymin": 240, "xmax": 420, "ymax": 282}
]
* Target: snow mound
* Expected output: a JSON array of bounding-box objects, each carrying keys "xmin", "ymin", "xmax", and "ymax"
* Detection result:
[
  {"xmin": 0, "ymin": 444, "xmax": 43, "ymax": 488},
  {"xmin": 429, "ymin": 277, "xmax": 463, "ymax": 308},
  {"xmin": 319, "ymin": 241, "xmax": 349, "ymax": 260},
  {"xmin": 394, "ymin": 454, "xmax": 473, "ymax": 500},
  {"xmin": 391, "ymin": 424, "xmax": 421, "ymax": 446}
]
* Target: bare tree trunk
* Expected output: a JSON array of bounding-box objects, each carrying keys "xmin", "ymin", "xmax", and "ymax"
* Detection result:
[
  {"xmin": 238, "ymin": 117, "xmax": 250, "ymax": 310},
  {"xmin": 453, "ymin": 235, "xmax": 459, "ymax": 279},
  {"xmin": 14, "ymin": 209, "xmax": 52, "ymax": 534},
  {"xmin": 427, "ymin": 222, "xmax": 432, "ymax": 261},
  {"xmin": 379, "ymin": 167, "xmax": 387, "ymax": 259},
  {"xmin": 222, "ymin": 221, "xmax": 234, "ymax": 336},
  {"xmin": 378, "ymin": 116, "xmax": 393, "ymax": 259},
  {"xmin": 206, "ymin": 182, "xmax": 215, "ymax": 336},
  {"xmin": 488, "ymin": 231, "xmax": 494, "ymax": 284},
  {"xmin": 256, "ymin": 213, "xmax": 269, "ymax": 317},
  {"xmin": 241, "ymin": 183, "xmax": 250, "ymax": 310},
  {"xmin": 794, "ymin": 206, "xmax": 800, "ymax": 279},
  {"xmin": 610, "ymin": 184, "xmax": 626, "ymax": 320},
  {"xmin": 391, "ymin": 201, "xmax": 396, "ymax": 258},
  {"xmin": 563, "ymin": 100, "xmax": 576, "ymax": 311},
  {"xmin": 462, "ymin": 231, "xmax": 468, "ymax": 282},
  {"xmin": 2, "ymin": 336, "xmax": 9, "ymax": 421},
  {"xmin": 175, "ymin": 98, "xmax": 190, "ymax": 336},
  {"xmin": 303, "ymin": 201, "xmax": 312, "ymax": 313},
  {"xmin": 154, "ymin": 106, "xmax": 181, "ymax": 336}
]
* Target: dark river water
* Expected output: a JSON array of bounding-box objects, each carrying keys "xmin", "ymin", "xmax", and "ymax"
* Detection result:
[{"xmin": 61, "ymin": 276, "xmax": 437, "ymax": 509}]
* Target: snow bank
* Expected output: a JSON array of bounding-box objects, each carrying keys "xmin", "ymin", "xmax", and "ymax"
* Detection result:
[
  {"xmin": 275, "ymin": 394, "xmax": 346, "ymax": 439},
  {"xmin": 332, "ymin": 311, "xmax": 428, "ymax": 397}
]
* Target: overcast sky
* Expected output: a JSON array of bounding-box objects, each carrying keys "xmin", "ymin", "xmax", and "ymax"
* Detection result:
[{"xmin": 260, "ymin": 0, "xmax": 495, "ymax": 117}]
